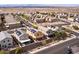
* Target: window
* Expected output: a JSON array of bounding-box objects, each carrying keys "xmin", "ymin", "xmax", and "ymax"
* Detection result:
[
  {"xmin": 3, "ymin": 41, "xmax": 5, "ymax": 43},
  {"xmin": 2, "ymin": 45, "xmax": 7, "ymax": 48},
  {"xmin": 7, "ymin": 40, "xmax": 10, "ymax": 42},
  {"xmin": 8, "ymin": 43, "xmax": 11, "ymax": 46},
  {"xmin": 16, "ymin": 30, "xmax": 22, "ymax": 36},
  {"xmin": 2, "ymin": 45, "xmax": 4, "ymax": 48},
  {"xmin": 4, "ymin": 45, "xmax": 6, "ymax": 48}
]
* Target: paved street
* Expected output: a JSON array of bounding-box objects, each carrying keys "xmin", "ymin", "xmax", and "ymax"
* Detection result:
[
  {"xmin": 28, "ymin": 35, "xmax": 78, "ymax": 54},
  {"xmin": 38, "ymin": 21, "xmax": 70, "ymax": 26}
]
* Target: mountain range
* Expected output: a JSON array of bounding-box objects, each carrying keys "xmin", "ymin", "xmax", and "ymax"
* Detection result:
[{"xmin": 0, "ymin": 4, "xmax": 79, "ymax": 8}]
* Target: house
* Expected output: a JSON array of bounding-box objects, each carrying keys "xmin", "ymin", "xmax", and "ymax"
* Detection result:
[
  {"xmin": 74, "ymin": 16, "xmax": 79, "ymax": 22},
  {"xmin": 27, "ymin": 28, "xmax": 46, "ymax": 41},
  {"xmin": 13, "ymin": 29, "xmax": 32, "ymax": 45},
  {"xmin": 46, "ymin": 29, "xmax": 55, "ymax": 37},
  {"xmin": 44, "ymin": 15, "xmax": 60, "ymax": 22},
  {"xmin": 45, "ymin": 16, "xmax": 53, "ymax": 22},
  {"xmin": 34, "ymin": 18, "xmax": 45, "ymax": 23},
  {"xmin": 58, "ymin": 13, "xmax": 68, "ymax": 19},
  {"xmin": 69, "ymin": 14, "xmax": 75, "ymax": 18},
  {"xmin": 68, "ymin": 18, "xmax": 74, "ymax": 22},
  {"xmin": 38, "ymin": 26, "xmax": 59, "ymax": 37},
  {"xmin": 0, "ymin": 31, "xmax": 13, "ymax": 49},
  {"xmin": 34, "ymin": 15, "xmax": 47, "ymax": 23}
]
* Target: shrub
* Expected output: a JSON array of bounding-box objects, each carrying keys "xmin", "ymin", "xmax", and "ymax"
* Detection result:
[
  {"xmin": 42, "ymin": 40, "xmax": 47, "ymax": 46},
  {"xmin": 72, "ymin": 25, "xmax": 79, "ymax": 30},
  {"xmin": 54, "ymin": 31, "xmax": 67, "ymax": 40},
  {"xmin": 15, "ymin": 47, "xmax": 23, "ymax": 54},
  {"xmin": 46, "ymin": 39, "xmax": 53, "ymax": 44},
  {"xmin": 32, "ymin": 23, "xmax": 38, "ymax": 29},
  {"xmin": 0, "ymin": 50, "xmax": 8, "ymax": 54},
  {"xmin": 21, "ymin": 14, "xmax": 29, "ymax": 20}
]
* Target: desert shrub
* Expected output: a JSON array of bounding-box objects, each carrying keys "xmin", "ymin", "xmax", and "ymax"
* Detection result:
[
  {"xmin": 72, "ymin": 25, "xmax": 79, "ymax": 30},
  {"xmin": 15, "ymin": 47, "xmax": 23, "ymax": 54}
]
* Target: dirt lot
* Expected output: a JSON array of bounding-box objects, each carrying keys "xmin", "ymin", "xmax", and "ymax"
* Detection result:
[
  {"xmin": 5, "ymin": 14, "xmax": 17, "ymax": 23},
  {"xmin": 0, "ymin": 8, "xmax": 79, "ymax": 13}
]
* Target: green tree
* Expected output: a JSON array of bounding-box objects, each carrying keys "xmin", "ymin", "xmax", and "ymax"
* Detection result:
[
  {"xmin": 36, "ymin": 11, "xmax": 40, "ymax": 14},
  {"xmin": 32, "ymin": 23, "xmax": 38, "ymax": 29},
  {"xmin": 72, "ymin": 25, "xmax": 79, "ymax": 30},
  {"xmin": 21, "ymin": 14, "xmax": 29, "ymax": 20},
  {"xmin": 54, "ymin": 31, "xmax": 67, "ymax": 40}
]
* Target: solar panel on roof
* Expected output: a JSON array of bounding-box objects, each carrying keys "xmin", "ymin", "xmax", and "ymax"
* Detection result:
[
  {"xmin": 16, "ymin": 30, "xmax": 22, "ymax": 36},
  {"xmin": 30, "ymin": 29, "xmax": 36, "ymax": 33}
]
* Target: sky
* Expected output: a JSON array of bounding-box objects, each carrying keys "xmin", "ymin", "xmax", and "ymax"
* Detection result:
[
  {"xmin": 0, "ymin": 0, "xmax": 79, "ymax": 4},
  {"xmin": 0, "ymin": 0, "xmax": 79, "ymax": 7}
]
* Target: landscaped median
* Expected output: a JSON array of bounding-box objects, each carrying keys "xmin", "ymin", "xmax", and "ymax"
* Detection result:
[
  {"xmin": 19, "ymin": 14, "xmax": 30, "ymax": 20},
  {"xmin": 62, "ymin": 25, "xmax": 79, "ymax": 34},
  {"xmin": 31, "ymin": 23, "xmax": 38, "ymax": 29}
]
